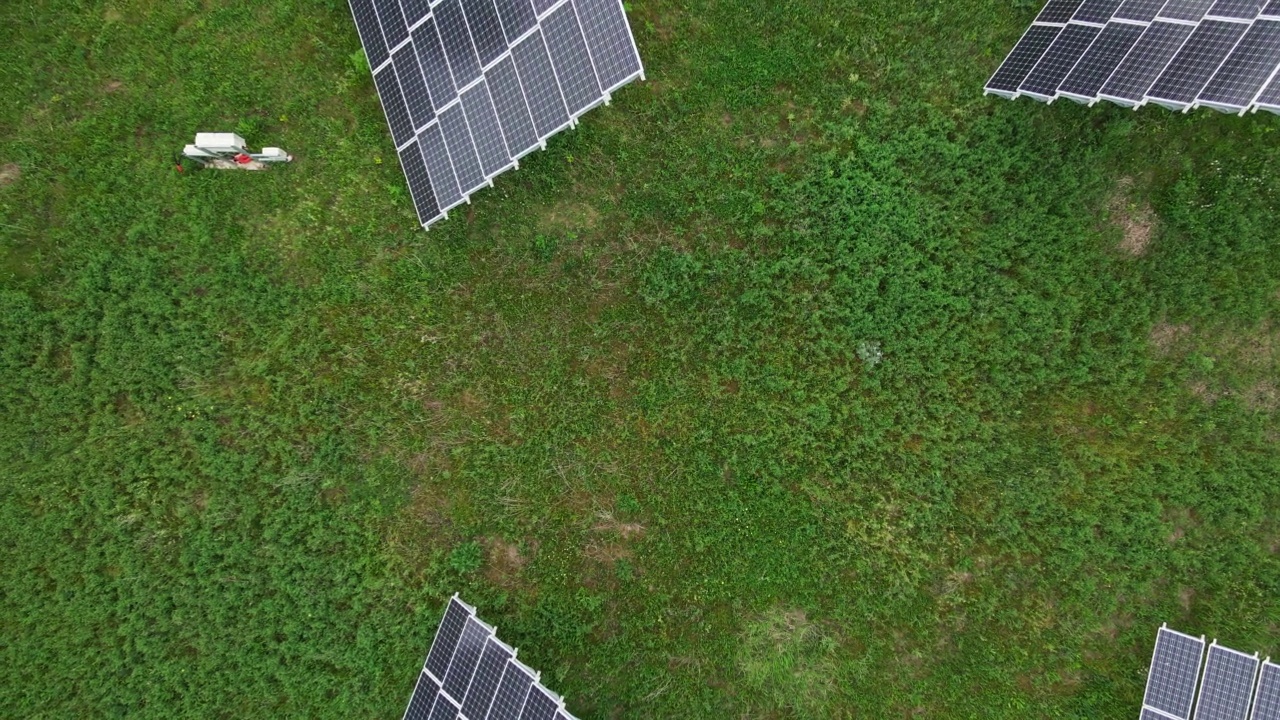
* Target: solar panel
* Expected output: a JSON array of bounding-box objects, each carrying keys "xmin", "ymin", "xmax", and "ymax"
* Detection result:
[
  {"xmin": 1059, "ymin": 21, "xmax": 1149, "ymax": 100},
  {"xmin": 1197, "ymin": 19, "xmax": 1280, "ymax": 110},
  {"xmin": 1195, "ymin": 643, "xmax": 1260, "ymax": 720},
  {"xmin": 1100, "ymin": 21, "xmax": 1198, "ymax": 104},
  {"xmin": 1020, "ymin": 23, "xmax": 1104, "ymax": 99},
  {"xmin": 402, "ymin": 595, "xmax": 583, "ymax": 720},
  {"xmin": 1146, "ymin": 19, "xmax": 1251, "ymax": 109},
  {"xmin": 349, "ymin": 0, "xmax": 643, "ymax": 228},
  {"xmin": 986, "ymin": 25, "xmax": 1065, "ymax": 96},
  {"xmin": 1252, "ymin": 661, "xmax": 1280, "ymax": 720},
  {"xmin": 399, "ymin": 140, "xmax": 442, "ymax": 224},
  {"xmin": 988, "ymin": 0, "xmax": 1280, "ymax": 112},
  {"xmin": 1143, "ymin": 625, "xmax": 1207, "ymax": 720}
]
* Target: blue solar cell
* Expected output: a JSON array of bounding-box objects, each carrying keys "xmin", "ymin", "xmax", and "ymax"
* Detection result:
[
  {"xmin": 541, "ymin": 3, "xmax": 603, "ymax": 114},
  {"xmin": 512, "ymin": 30, "xmax": 572, "ymax": 135},
  {"xmin": 436, "ymin": 0, "xmax": 484, "ymax": 86},
  {"xmin": 374, "ymin": 65, "xmax": 416, "ymax": 146},
  {"xmin": 1143, "ymin": 627, "xmax": 1206, "ymax": 720}
]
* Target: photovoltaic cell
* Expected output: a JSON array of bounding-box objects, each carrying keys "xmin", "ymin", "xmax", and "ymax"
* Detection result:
[
  {"xmin": 486, "ymin": 56, "xmax": 540, "ymax": 156},
  {"xmin": 460, "ymin": 81, "xmax": 515, "ymax": 176},
  {"xmin": 1038, "ymin": 0, "xmax": 1088, "ymax": 23},
  {"xmin": 1197, "ymin": 19, "xmax": 1280, "ymax": 107},
  {"xmin": 439, "ymin": 103, "xmax": 487, "ymax": 193},
  {"xmin": 986, "ymin": 25, "xmax": 1064, "ymax": 94},
  {"xmin": 1252, "ymin": 661, "xmax": 1280, "ymax": 720},
  {"xmin": 1144, "ymin": 710, "xmax": 1173, "ymax": 720},
  {"xmin": 1116, "ymin": 0, "xmax": 1171, "ymax": 22},
  {"xmin": 1020, "ymin": 23, "xmax": 1104, "ymax": 97},
  {"xmin": 1207, "ymin": 0, "xmax": 1266, "ymax": 18},
  {"xmin": 436, "ymin": 0, "xmax": 484, "ymax": 86},
  {"xmin": 1100, "ymin": 21, "xmax": 1197, "ymax": 102},
  {"xmin": 519, "ymin": 687, "xmax": 562, "ymax": 720},
  {"xmin": 1059, "ymin": 21, "xmax": 1148, "ymax": 98},
  {"xmin": 351, "ymin": 0, "xmax": 390, "ymax": 68},
  {"xmin": 542, "ymin": 3, "xmax": 603, "ymax": 113},
  {"xmin": 460, "ymin": 638, "xmax": 514, "ymax": 720},
  {"xmin": 532, "ymin": 0, "xmax": 560, "ymax": 17},
  {"xmin": 575, "ymin": 0, "xmax": 644, "ymax": 90},
  {"xmin": 462, "ymin": 0, "xmax": 510, "ymax": 66},
  {"xmin": 1074, "ymin": 0, "xmax": 1126, "ymax": 23},
  {"xmin": 512, "ymin": 30, "xmax": 572, "ymax": 135},
  {"xmin": 1147, "ymin": 19, "xmax": 1249, "ymax": 105},
  {"xmin": 373, "ymin": 0, "xmax": 410, "ymax": 48},
  {"xmin": 401, "ymin": 0, "xmax": 433, "ymax": 27},
  {"xmin": 1265, "ymin": 0, "xmax": 1280, "ymax": 15},
  {"xmin": 488, "ymin": 663, "xmax": 537, "ymax": 720},
  {"xmin": 1143, "ymin": 626, "xmax": 1206, "ymax": 720},
  {"xmin": 425, "ymin": 599, "xmax": 471, "ymax": 680},
  {"xmin": 419, "ymin": 124, "xmax": 464, "ymax": 210},
  {"xmin": 428, "ymin": 694, "xmax": 459, "ymax": 720},
  {"xmin": 1194, "ymin": 644, "xmax": 1259, "ymax": 720},
  {"xmin": 494, "ymin": 0, "xmax": 539, "ymax": 41},
  {"xmin": 412, "ymin": 19, "xmax": 459, "ymax": 111},
  {"xmin": 1257, "ymin": 71, "xmax": 1280, "ymax": 107},
  {"xmin": 393, "ymin": 44, "xmax": 436, "ymax": 129},
  {"xmin": 1160, "ymin": 0, "xmax": 1219, "ymax": 21},
  {"xmin": 399, "ymin": 140, "xmax": 442, "ymax": 224},
  {"xmin": 404, "ymin": 673, "xmax": 440, "ymax": 720},
  {"xmin": 374, "ymin": 66, "xmax": 416, "ymax": 146},
  {"xmin": 442, "ymin": 616, "xmax": 490, "ymax": 701}
]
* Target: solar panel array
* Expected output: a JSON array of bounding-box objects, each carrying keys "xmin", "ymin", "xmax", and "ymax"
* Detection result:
[
  {"xmin": 1138, "ymin": 625, "xmax": 1280, "ymax": 720},
  {"xmin": 404, "ymin": 596, "xmax": 580, "ymax": 720},
  {"xmin": 349, "ymin": 0, "xmax": 644, "ymax": 229},
  {"xmin": 985, "ymin": 0, "xmax": 1280, "ymax": 115}
]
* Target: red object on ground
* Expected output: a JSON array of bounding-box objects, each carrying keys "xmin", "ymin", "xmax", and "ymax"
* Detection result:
[{"xmin": 233, "ymin": 153, "xmax": 252, "ymax": 164}]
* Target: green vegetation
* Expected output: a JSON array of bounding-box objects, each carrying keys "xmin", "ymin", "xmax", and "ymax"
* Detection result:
[{"xmin": 3, "ymin": 0, "xmax": 1279, "ymax": 717}]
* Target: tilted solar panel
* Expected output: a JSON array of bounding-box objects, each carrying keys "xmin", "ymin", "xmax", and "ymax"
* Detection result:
[
  {"xmin": 1251, "ymin": 661, "xmax": 1280, "ymax": 720},
  {"xmin": 986, "ymin": 25, "xmax": 1065, "ymax": 96},
  {"xmin": 988, "ymin": 0, "xmax": 1280, "ymax": 111},
  {"xmin": 1194, "ymin": 643, "xmax": 1259, "ymax": 720},
  {"xmin": 1100, "ymin": 21, "xmax": 1198, "ymax": 104},
  {"xmin": 1197, "ymin": 18, "xmax": 1280, "ymax": 110},
  {"xmin": 1020, "ymin": 23, "xmax": 1104, "ymax": 99},
  {"xmin": 403, "ymin": 595, "xmax": 583, "ymax": 720},
  {"xmin": 1143, "ymin": 626, "xmax": 1207, "ymax": 720},
  {"xmin": 1059, "ymin": 21, "xmax": 1149, "ymax": 100},
  {"xmin": 349, "ymin": 0, "xmax": 645, "ymax": 228},
  {"xmin": 1146, "ymin": 19, "xmax": 1251, "ymax": 109}
]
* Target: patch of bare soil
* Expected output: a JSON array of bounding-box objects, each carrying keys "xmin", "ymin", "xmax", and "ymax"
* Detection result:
[
  {"xmin": 1149, "ymin": 321, "xmax": 1192, "ymax": 355},
  {"xmin": 0, "ymin": 163, "xmax": 20, "ymax": 186},
  {"xmin": 1110, "ymin": 177, "xmax": 1157, "ymax": 257},
  {"xmin": 1242, "ymin": 380, "xmax": 1279, "ymax": 412},
  {"xmin": 483, "ymin": 536, "xmax": 533, "ymax": 588},
  {"xmin": 104, "ymin": 80, "xmax": 123, "ymax": 93},
  {"xmin": 586, "ymin": 511, "xmax": 646, "ymax": 566}
]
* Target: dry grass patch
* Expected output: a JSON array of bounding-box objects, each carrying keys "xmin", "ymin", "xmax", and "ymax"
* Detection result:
[
  {"xmin": 737, "ymin": 607, "xmax": 840, "ymax": 719},
  {"xmin": 0, "ymin": 163, "xmax": 20, "ymax": 186},
  {"xmin": 1110, "ymin": 177, "xmax": 1156, "ymax": 257},
  {"xmin": 1149, "ymin": 321, "xmax": 1192, "ymax": 355}
]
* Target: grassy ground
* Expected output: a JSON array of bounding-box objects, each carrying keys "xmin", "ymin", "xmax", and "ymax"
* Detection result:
[{"xmin": 3, "ymin": 0, "xmax": 1280, "ymax": 717}]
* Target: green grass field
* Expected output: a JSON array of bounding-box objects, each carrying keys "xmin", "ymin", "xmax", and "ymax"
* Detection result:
[{"xmin": 3, "ymin": 0, "xmax": 1280, "ymax": 717}]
